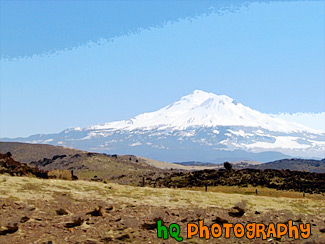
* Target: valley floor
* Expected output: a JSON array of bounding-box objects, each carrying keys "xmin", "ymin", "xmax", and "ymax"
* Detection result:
[{"xmin": 0, "ymin": 175, "xmax": 324, "ymax": 243}]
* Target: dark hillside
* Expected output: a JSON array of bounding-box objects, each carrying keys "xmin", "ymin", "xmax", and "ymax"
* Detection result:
[
  {"xmin": 0, "ymin": 152, "xmax": 48, "ymax": 178},
  {"xmin": 250, "ymin": 158, "xmax": 325, "ymax": 173},
  {"xmin": 0, "ymin": 142, "xmax": 82, "ymax": 163},
  {"xmin": 145, "ymin": 168, "xmax": 325, "ymax": 194}
]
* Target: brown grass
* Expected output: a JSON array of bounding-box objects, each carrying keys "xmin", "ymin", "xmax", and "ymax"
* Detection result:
[
  {"xmin": 182, "ymin": 185, "xmax": 323, "ymax": 200},
  {"xmin": 0, "ymin": 174, "xmax": 324, "ymax": 217}
]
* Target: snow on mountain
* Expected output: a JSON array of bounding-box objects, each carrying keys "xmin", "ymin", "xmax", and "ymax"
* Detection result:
[
  {"xmin": 88, "ymin": 90, "xmax": 314, "ymax": 133},
  {"xmin": 2, "ymin": 90, "xmax": 324, "ymax": 162}
]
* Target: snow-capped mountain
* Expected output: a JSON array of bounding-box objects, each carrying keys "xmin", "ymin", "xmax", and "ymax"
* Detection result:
[
  {"xmin": 88, "ymin": 90, "xmax": 315, "ymax": 133},
  {"xmin": 3, "ymin": 90, "xmax": 325, "ymax": 162}
]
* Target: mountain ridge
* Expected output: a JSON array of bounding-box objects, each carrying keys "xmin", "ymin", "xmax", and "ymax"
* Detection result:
[{"xmin": 1, "ymin": 90, "xmax": 324, "ymax": 161}]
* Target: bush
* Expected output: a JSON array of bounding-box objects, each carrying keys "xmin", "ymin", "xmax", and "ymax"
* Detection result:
[{"xmin": 224, "ymin": 162, "xmax": 232, "ymax": 171}]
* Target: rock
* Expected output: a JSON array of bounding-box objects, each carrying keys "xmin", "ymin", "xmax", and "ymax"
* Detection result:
[
  {"xmin": 20, "ymin": 216, "xmax": 30, "ymax": 223},
  {"xmin": 86, "ymin": 206, "xmax": 103, "ymax": 217},
  {"xmin": 105, "ymin": 206, "xmax": 114, "ymax": 212},
  {"xmin": 64, "ymin": 217, "xmax": 84, "ymax": 228},
  {"xmin": 83, "ymin": 241, "xmax": 98, "ymax": 244},
  {"xmin": 294, "ymin": 217, "xmax": 302, "ymax": 223},
  {"xmin": 27, "ymin": 206, "xmax": 36, "ymax": 211},
  {"xmin": 228, "ymin": 206, "xmax": 245, "ymax": 217},
  {"xmin": 141, "ymin": 222, "xmax": 157, "ymax": 230},
  {"xmin": 0, "ymin": 223, "xmax": 19, "ymax": 235},
  {"xmin": 56, "ymin": 208, "xmax": 69, "ymax": 215},
  {"xmin": 212, "ymin": 217, "xmax": 229, "ymax": 224},
  {"xmin": 101, "ymin": 237, "xmax": 113, "ymax": 243},
  {"xmin": 116, "ymin": 234, "xmax": 130, "ymax": 241}
]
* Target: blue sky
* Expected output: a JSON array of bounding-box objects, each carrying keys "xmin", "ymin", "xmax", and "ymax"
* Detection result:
[{"xmin": 0, "ymin": 0, "xmax": 324, "ymax": 138}]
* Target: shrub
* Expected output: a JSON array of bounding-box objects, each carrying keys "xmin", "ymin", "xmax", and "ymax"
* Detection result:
[{"xmin": 224, "ymin": 162, "xmax": 232, "ymax": 171}]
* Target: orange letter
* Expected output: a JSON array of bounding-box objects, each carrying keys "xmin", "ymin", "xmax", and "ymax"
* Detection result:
[
  {"xmin": 187, "ymin": 223, "xmax": 198, "ymax": 238},
  {"xmin": 199, "ymin": 220, "xmax": 210, "ymax": 239},
  {"xmin": 266, "ymin": 223, "xmax": 277, "ymax": 238},
  {"xmin": 211, "ymin": 224, "xmax": 222, "ymax": 238},
  {"xmin": 234, "ymin": 223, "xmax": 245, "ymax": 238},
  {"xmin": 223, "ymin": 223, "xmax": 233, "ymax": 238},
  {"xmin": 277, "ymin": 223, "xmax": 288, "ymax": 238},
  {"xmin": 300, "ymin": 223, "xmax": 311, "ymax": 239},
  {"xmin": 246, "ymin": 223, "xmax": 256, "ymax": 239},
  {"xmin": 256, "ymin": 223, "xmax": 267, "ymax": 240},
  {"xmin": 288, "ymin": 220, "xmax": 299, "ymax": 239}
]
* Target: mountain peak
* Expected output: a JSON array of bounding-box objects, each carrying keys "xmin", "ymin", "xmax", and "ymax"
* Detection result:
[
  {"xmin": 90, "ymin": 90, "xmax": 313, "ymax": 133},
  {"xmin": 192, "ymin": 89, "xmax": 207, "ymax": 94},
  {"xmin": 190, "ymin": 89, "xmax": 212, "ymax": 96},
  {"xmin": 179, "ymin": 90, "xmax": 234, "ymax": 108},
  {"xmin": 187, "ymin": 89, "xmax": 231, "ymax": 100}
]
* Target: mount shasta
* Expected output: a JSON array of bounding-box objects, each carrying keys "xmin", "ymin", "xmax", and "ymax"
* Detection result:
[{"xmin": 3, "ymin": 90, "xmax": 325, "ymax": 162}]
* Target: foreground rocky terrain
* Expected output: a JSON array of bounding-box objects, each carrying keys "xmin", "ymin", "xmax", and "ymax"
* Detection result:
[
  {"xmin": 0, "ymin": 174, "xmax": 324, "ymax": 243},
  {"xmin": 1, "ymin": 143, "xmax": 325, "ymax": 243}
]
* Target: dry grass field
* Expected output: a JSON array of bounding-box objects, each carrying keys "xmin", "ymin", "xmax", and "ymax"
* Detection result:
[
  {"xmin": 0, "ymin": 174, "xmax": 324, "ymax": 243},
  {"xmin": 184, "ymin": 185, "xmax": 324, "ymax": 200}
]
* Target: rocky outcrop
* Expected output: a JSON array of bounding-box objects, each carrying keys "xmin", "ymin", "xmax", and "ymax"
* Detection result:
[{"xmin": 0, "ymin": 152, "xmax": 48, "ymax": 178}]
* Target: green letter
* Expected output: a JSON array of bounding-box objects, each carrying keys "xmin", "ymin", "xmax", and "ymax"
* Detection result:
[
  {"xmin": 170, "ymin": 223, "xmax": 183, "ymax": 242},
  {"xmin": 157, "ymin": 220, "xmax": 168, "ymax": 239}
]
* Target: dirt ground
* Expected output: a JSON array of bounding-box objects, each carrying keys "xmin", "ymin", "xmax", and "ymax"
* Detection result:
[{"xmin": 0, "ymin": 175, "xmax": 324, "ymax": 243}]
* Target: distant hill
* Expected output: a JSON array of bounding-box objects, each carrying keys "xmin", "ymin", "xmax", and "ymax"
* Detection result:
[
  {"xmin": 0, "ymin": 142, "xmax": 199, "ymax": 183},
  {"xmin": 249, "ymin": 158, "xmax": 325, "ymax": 173},
  {"xmin": 0, "ymin": 142, "xmax": 82, "ymax": 163},
  {"xmin": 173, "ymin": 160, "xmax": 262, "ymax": 170},
  {"xmin": 173, "ymin": 161, "xmax": 216, "ymax": 166},
  {"xmin": 0, "ymin": 142, "xmax": 166, "ymax": 183},
  {"xmin": 0, "ymin": 142, "xmax": 246, "ymax": 173}
]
